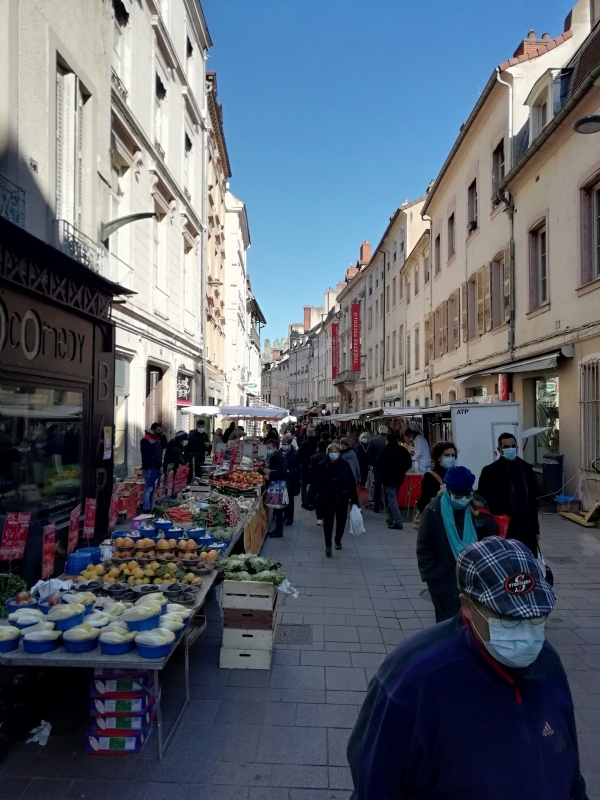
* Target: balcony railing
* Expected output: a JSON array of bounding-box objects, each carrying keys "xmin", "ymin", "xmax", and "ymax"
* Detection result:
[
  {"xmin": 250, "ymin": 326, "xmax": 260, "ymax": 350},
  {"xmin": 105, "ymin": 251, "xmax": 134, "ymax": 291},
  {"xmin": 56, "ymin": 220, "xmax": 103, "ymax": 272},
  {"xmin": 0, "ymin": 173, "xmax": 25, "ymax": 228},
  {"xmin": 154, "ymin": 286, "xmax": 170, "ymax": 320},
  {"xmin": 111, "ymin": 67, "xmax": 128, "ymax": 100},
  {"xmin": 333, "ymin": 369, "xmax": 361, "ymax": 386}
]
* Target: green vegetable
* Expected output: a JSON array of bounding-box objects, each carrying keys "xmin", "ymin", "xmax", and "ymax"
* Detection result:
[{"xmin": 0, "ymin": 573, "xmax": 28, "ymax": 618}]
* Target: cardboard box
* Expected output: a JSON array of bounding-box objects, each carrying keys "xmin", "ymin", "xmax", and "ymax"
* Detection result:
[
  {"xmin": 85, "ymin": 723, "xmax": 153, "ymax": 754},
  {"xmin": 219, "ymin": 647, "xmax": 272, "ymax": 670},
  {"xmin": 94, "ymin": 705, "xmax": 155, "ymax": 733},
  {"xmin": 90, "ymin": 694, "xmax": 154, "ymax": 716},
  {"xmin": 132, "ymin": 514, "xmax": 153, "ymax": 530}
]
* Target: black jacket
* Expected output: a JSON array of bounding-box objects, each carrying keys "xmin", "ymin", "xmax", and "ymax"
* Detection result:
[
  {"xmin": 375, "ymin": 444, "xmax": 412, "ymax": 489},
  {"xmin": 308, "ymin": 450, "xmax": 327, "ymax": 484},
  {"xmin": 186, "ymin": 429, "xmax": 208, "ymax": 460},
  {"xmin": 140, "ymin": 435, "xmax": 162, "ymax": 470},
  {"xmin": 367, "ymin": 434, "xmax": 387, "ymax": 468},
  {"xmin": 163, "ymin": 438, "xmax": 186, "ymax": 473},
  {"xmin": 268, "ymin": 448, "xmax": 302, "ymax": 496},
  {"xmin": 356, "ymin": 442, "xmax": 370, "ymax": 485},
  {"xmin": 299, "ymin": 437, "xmax": 318, "ymax": 480},
  {"xmin": 416, "ymin": 494, "xmax": 498, "ymax": 586},
  {"xmin": 308, "ymin": 458, "xmax": 358, "ymax": 512},
  {"xmin": 478, "ymin": 456, "xmax": 539, "ymax": 555},
  {"xmin": 416, "ymin": 466, "xmax": 447, "ymax": 512},
  {"xmin": 222, "ymin": 425, "xmax": 236, "ymax": 443}
]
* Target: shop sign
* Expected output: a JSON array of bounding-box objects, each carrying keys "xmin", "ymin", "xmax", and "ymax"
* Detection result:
[
  {"xmin": 351, "ymin": 304, "xmax": 361, "ymax": 372},
  {"xmin": 176, "ymin": 371, "xmax": 192, "ymax": 406},
  {"xmin": 331, "ymin": 323, "xmax": 339, "ymax": 379},
  {"xmin": 385, "ymin": 383, "xmax": 399, "ymax": 395},
  {"xmin": 42, "ymin": 523, "xmax": 55, "ymax": 579},
  {"xmin": 67, "ymin": 505, "xmax": 81, "ymax": 555},
  {"xmin": 0, "ymin": 512, "xmax": 31, "ymax": 560},
  {"xmin": 0, "ymin": 290, "xmax": 92, "ymax": 377},
  {"xmin": 83, "ymin": 498, "xmax": 97, "ymax": 539}
]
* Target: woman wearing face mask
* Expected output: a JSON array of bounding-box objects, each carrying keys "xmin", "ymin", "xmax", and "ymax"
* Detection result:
[
  {"xmin": 416, "ymin": 441, "xmax": 457, "ymax": 513},
  {"xmin": 339, "ymin": 437, "xmax": 361, "ymax": 484},
  {"xmin": 307, "ymin": 443, "xmax": 359, "ymax": 556},
  {"xmin": 356, "ymin": 432, "xmax": 371, "ymax": 486},
  {"xmin": 416, "ymin": 466, "xmax": 498, "ymax": 622}
]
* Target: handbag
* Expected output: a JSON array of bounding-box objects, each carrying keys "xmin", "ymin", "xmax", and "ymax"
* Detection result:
[{"xmin": 264, "ymin": 480, "xmax": 289, "ymax": 509}]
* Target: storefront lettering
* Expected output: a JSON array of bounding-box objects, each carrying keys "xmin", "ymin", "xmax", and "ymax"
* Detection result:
[{"xmin": 0, "ymin": 299, "xmax": 85, "ymax": 364}]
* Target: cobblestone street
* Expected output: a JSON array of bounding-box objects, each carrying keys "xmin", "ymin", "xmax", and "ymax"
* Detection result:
[{"xmin": 3, "ymin": 507, "xmax": 600, "ymax": 800}]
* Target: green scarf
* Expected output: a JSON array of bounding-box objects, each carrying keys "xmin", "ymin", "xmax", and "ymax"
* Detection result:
[{"xmin": 440, "ymin": 487, "xmax": 478, "ymax": 560}]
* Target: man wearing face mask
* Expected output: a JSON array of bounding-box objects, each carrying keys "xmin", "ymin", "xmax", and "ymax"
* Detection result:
[
  {"xmin": 264, "ymin": 434, "xmax": 301, "ymax": 537},
  {"xmin": 417, "ymin": 466, "xmax": 498, "ymax": 622},
  {"xmin": 478, "ymin": 432, "xmax": 540, "ymax": 557},
  {"xmin": 349, "ymin": 535, "xmax": 588, "ymax": 800},
  {"xmin": 186, "ymin": 420, "xmax": 209, "ymax": 477}
]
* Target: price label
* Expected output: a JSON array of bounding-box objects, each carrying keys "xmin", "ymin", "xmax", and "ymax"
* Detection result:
[
  {"xmin": 0, "ymin": 512, "xmax": 31, "ymax": 560},
  {"xmin": 67, "ymin": 505, "xmax": 81, "ymax": 555},
  {"xmin": 83, "ymin": 498, "xmax": 97, "ymax": 539},
  {"xmin": 42, "ymin": 523, "xmax": 56, "ymax": 579}
]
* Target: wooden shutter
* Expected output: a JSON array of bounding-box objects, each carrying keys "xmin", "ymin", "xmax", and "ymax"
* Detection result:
[
  {"xmin": 426, "ymin": 313, "xmax": 433, "ymax": 364},
  {"xmin": 476, "ymin": 267, "xmax": 485, "ymax": 335},
  {"xmin": 484, "ymin": 262, "xmax": 492, "ymax": 332},
  {"xmin": 441, "ymin": 300, "xmax": 448, "ymax": 354},
  {"xmin": 453, "ymin": 289, "xmax": 460, "ymax": 348},
  {"xmin": 503, "ymin": 243, "xmax": 511, "ymax": 323},
  {"xmin": 461, "ymin": 282, "xmax": 468, "ymax": 342},
  {"xmin": 56, "ymin": 70, "xmax": 64, "ymax": 219}
]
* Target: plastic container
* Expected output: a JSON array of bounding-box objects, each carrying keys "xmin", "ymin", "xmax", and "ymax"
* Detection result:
[
  {"xmin": 53, "ymin": 611, "xmax": 85, "ymax": 631},
  {"xmin": 15, "ymin": 618, "xmax": 43, "ymax": 630},
  {"xmin": 0, "ymin": 637, "xmax": 20, "ymax": 653},
  {"xmin": 210, "ymin": 542, "xmax": 228, "ymax": 553},
  {"xmin": 193, "ymin": 533, "xmax": 214, "ymax": 546},
  {"xmin": 23, "ymin": 636, "xmax": 61, "ymax": 654},
  {"xmin": 136, "ymin": 641, "xmax": 173, "ymax": 659},
  {"xmin": 63, "ymin": 638, "xmax": 98, "ymax": 653},
  {"xmin": 99, "ymin": 639, "xmax": 135, "ymax": 656},
  {"xmin": 83, "ymin": 602, "xmax": 95, "ymax": 616},
  {"xmin": 154, "ymin": 519, "xmax": 173, "ymax": 533},
  {"xmin": 5, "ymin": 597, "xmax": 39, "ymax": 614},
  {"xmin": 77, "ymin": 547, "xmax": 102, "ymax": 565},
  {"xmin": 125, "ymin": 613, "xmax": 160, "ymax": 632}
]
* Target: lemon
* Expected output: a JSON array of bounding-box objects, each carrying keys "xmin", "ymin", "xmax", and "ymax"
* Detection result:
[
  {"xmin": 133, "ymin": 569, "xmax": 144, "ymax": 580},
  {"xmin": 135, "ymin": 579, "xmax": 144, "ymax": 585},
  {"xmin": 142, "ymin": 578, "xmax": 150, "ymax": 584},
  {"xmin": 153, "ymin": 578, "xmax": 162, "ymax": 585},
  {"xmin": 109, "ymin": 567, "xmax": 119, "ymax": 578},
  {"xmin": 75, "ymin": 575, "xmax": 86, "ymax": 583},
  {"xmin": 95, "ymin": 565, "xmax": 105, "ymax": 575},
  {"xmin": 127, "ymin": 576, "xmax": 136, "ymax": 584}
]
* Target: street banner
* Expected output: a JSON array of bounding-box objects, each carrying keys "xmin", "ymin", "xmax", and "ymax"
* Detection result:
[
  {"xmin": 83, "ymin": 498, "xmax": 97, "ymax": 539},
  {"xmin": 42, "ymin": 523, "xmax": 56, "ymax": 579},
  {"xmin": 0, "ymin": 512, "xmax": 31, "ymax": 560},
  {"xmin": 332, "ymin": 322, "xmax": 339, "ymax": 379},
  {"xmin": 351, "ymin": 303, "xmax": 361, "ymax": 372},
  {"xmin": 67, "ymin": 505, "xmax": 81, "ymax": 555}
]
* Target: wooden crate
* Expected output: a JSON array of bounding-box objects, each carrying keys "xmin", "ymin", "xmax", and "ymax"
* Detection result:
[
  {"xmin": 219, "ymin": 646, "xmax": 273, "ymax": 670},
  {"xmin": 222, "ymin": 579, "xmax": 276, "ymax": 611},
  {"xmin": 223, "ymin": 595, "xmax": 278, "ymax": 630},
  {"xmin": 222, "ymin": 627, "xmax": 275, "ymax": 651}
]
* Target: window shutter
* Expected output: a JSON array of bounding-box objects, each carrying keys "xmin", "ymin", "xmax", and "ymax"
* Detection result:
[
  {"xmin": 56, "ymin": 71, "xmax": 63, "ymax": 219},
  {"xmin": 529, "ymin": 232, "xmax": 538, "ymax": 311},
  {"xmin": 503, "ymin": 243, "xmax": 511, "ymax": 323},
  {"xmin": 581, "ymin": 189, "xmax": 592, "ymax": 286},
  {"xmin": 453, "ymin": 289, "xmax": 460, "ymax": 348},
  {"xmin": 461, "ymin": 282, "xmax": 468, "ymax": 342},
  {"xmin": 476, "ymin": 267, "xmax": 485, "ymax": 335},
  {"xmin": 426, "ymin": 313, "xmax": 434, "ymax": 364},
  {"xmin": 441, "ymin": 299, "xmax": 448, "ymax": 354},
  {"xmin": 484, "ymin": 262, "xmax": 492, "ymax": 332}
]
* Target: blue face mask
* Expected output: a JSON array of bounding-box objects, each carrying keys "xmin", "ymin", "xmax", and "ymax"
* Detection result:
[
  {"xmin": 472, "ymin": 605, "xmax": 546, "ymax": 668},
  {"xmin": 501, "ymin": 447, "xmax": 518, "ymax": 461},
  {"xmin": 281, "ymin": 444, "xmax": 290, "ymax": 452},
  {"xmin": 441, "ymin": 456, "xmax": 456, "ymax": 470},
  {"xmin": 449, "ymin": 493, "xmax": 472, "ymax": 509},
  {"xmin": 329, "ymin": 452, "xmax": 339, "ymax": 461}
]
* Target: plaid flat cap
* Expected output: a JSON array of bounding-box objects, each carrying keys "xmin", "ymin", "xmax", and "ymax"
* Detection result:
[{"xmin": 456, "ymin": 536, "xmax": 556, "ymax": 618}]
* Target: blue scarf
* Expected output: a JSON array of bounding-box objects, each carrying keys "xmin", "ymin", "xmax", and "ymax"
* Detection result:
[{"xmin": 440, "ymin": 488, "xmax": 478, "ymax": 560}]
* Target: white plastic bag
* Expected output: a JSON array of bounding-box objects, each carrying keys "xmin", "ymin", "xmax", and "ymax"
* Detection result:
[
  {"xmin": 349, "ymin": 504, "xmax": 366, "ymax": 536},
  {"xmin": 27, "ymin": 720, "xmax": 52, "ymax": 746}
]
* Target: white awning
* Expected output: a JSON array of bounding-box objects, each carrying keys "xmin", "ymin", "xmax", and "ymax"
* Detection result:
[
  {"xmin": 454, "ymin": 352, "xmax": 561, "ymax": 385},
  {"xmin": 179, "ymin": 406, "xmax": 221, "ymax": 416}
]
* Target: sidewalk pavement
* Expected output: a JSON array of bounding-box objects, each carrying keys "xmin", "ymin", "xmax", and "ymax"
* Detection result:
[{"xmin": 2, "ymin": 507, "xmax": 600, "ymax": 800}]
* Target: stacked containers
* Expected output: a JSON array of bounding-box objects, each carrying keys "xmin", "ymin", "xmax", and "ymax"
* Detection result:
[
  {"xmin": 86, "ymin": 669, "xmax": 155, "ymax": 754},
  {"xmin": 219, "ymin": 580, "xmax": 278, "ymax": 670}
]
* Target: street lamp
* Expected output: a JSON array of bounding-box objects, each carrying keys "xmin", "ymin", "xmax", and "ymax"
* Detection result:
[{"xmin": 573, "ymin": 115, "xmax": 600, "ymax": 134}]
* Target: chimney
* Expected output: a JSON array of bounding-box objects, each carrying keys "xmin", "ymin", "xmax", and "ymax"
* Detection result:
[
  {"xmin": 346, "ymin": 267, "xmax": 359, "ymax": 281},
  {"xmin": 303, "ymin": 306, "xmax": 311, "ymax": 331},
  {"xmin": 359, "ymin": 241, "xmax": 371, "ymax": 264},
  {"xmin": 512, "ymin": 29, "xmax": 549, "ymax": 58},
  {"xmin": 273, "ymin": 349, "xmax": 281, "ymax": 359}
]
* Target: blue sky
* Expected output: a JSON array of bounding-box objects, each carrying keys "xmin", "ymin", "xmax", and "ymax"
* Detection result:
[{"xmin": 203, "ymin": 0, "xmax": 572, "ymax": 344}]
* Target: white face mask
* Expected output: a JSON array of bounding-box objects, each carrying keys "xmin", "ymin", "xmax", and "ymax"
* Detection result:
[
  {"xmin": 281, "ymin": 444, "xmax": 290, "ymax": 452},
  {"xmin": 449, "ymin": 493, "xmax": 471, "ymax": 509},
  {"xmin": 329, "ymin": 452, "xmax": 339, "ymax": 461},
  {"xmin": 441, "ymin": 455, "xmax": 456, "ymax": 469},
  {"xmin": 360, "ymin": 437, "xmax": 369, "ymax": 444},
  {"xmin": 473, "ymin": 605, "xmax": 546, "ymax": 668}
]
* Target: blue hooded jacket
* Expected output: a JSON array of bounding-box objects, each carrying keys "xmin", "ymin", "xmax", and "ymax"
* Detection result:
[{"xmin": 348, "ymin": 615, "xmax": 587, "ymax": 800}]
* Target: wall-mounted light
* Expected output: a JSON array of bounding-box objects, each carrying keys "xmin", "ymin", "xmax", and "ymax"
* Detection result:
[{"xmin": 573, "ymin": 115, "xmax": 600, "ymax": 134}]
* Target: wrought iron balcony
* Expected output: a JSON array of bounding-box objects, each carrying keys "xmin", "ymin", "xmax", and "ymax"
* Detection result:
[
  {"xmin": 111, "ymin": 67, "xmax": 128, "ymax": 100},
  {"xmin": 0, "ymin": 173, "xmax": 25, "ymax": 228},
  {"xmin": 56, "ymin": 220, "xmax": 103, "ymax": 272},
  {"xmin": 333, "ymin": 369, "xmax": 361, "ymax": 386},
  {"xmin": 105, "ymin": 251, "xmax": 134, "ymax": 291}
]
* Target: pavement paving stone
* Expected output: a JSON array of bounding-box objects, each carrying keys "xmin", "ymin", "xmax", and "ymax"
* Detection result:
[{"xmin": 256, "ymin": 726, "xmax": 327, "ymax": 765}]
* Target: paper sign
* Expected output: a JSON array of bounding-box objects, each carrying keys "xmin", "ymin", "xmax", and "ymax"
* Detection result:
[
  {"xmin": 173, "ymin": 465, "xmax": 189, "ymax": 495},
  {"xmin": 83, "ymin": 498, "xmax": 97, "ymax": 539},
  {"xmin": 108, "ymin": 487, "xmax": 121, "ymax": 531},
  {"xmin": 0, "ymin": 512, "xmax": 31, "ymax": 560},
  {"xmin": 103, "ymin": 427, "xmax": 113, "ymax": 460},
  {"xmin": 42, "ymin": 523, "xmax": 56, "ymax": 579},
  {"xmin": 67, "ymin": 505, "xmax": 81, "ymax": 555},
  {"xmin": 166, "ymin": 469, "xmax": 174, "ymax": 498}
]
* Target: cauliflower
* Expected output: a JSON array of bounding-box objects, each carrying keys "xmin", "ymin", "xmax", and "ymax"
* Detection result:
[{"xmin": 135, "ymin": 629, "xmax": 175, "ymax": 647}]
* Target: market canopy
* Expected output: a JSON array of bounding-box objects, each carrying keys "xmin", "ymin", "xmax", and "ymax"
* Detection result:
[
  {"xmin": 179, "ymin": 406, "xmax": 221, "ymax": 416},
  {"xmin": 218, "ymin": 405, "xmax": 289, "ymax": 420}
]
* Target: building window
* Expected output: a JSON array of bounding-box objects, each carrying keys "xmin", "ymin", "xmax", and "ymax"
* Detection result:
[
  {"xmin": 435, "ymin": 392, "xmax": 442, "ymax": 406},
  {"xmin": 435, "ymin": 234, "xmax": 441, "ymax": 274},
  {"xmin": 392, "ymin": 330, "xmax": 397, "ymax": 369},
  {"xmin": 56, "ymin": 65, "xmax": 87, "ymax": 227},
  {"xmin": 414, "ymin": 325, "xmax": 420, "ymax": 372},
  {"xmin": 375, "ymin": 344, "xmax": 379, "ymax": 378},
  {"xmin": 399, "ymin": 325, "xmax": 404, "ymax": 366},
  {"xmin": 375, "ymin": 299, "xmax": 379, "ymax": 324},
  {"xmin": 184, "ymin": 132, "xmax": 193, "ymax": 191},
  {"xmin": 447, "ymin": 293, "xmax": 456, "ymax": 351},
  {"xmin": 368, "ymin": 305, "xmax": 373, "ymax": 330},
  {"xmin": 406, "ymin": 333, "xmax": 411, "ymax": 375},
  {"xmin": 491, "ymin": 256, "xmax": 505, "ymax": 328},
  {"xmin": 368, "ymin": 348, "xmax": 373, "ymax": 380},
  {"xmin": 414, "ymin": 266, "xmax": 419, "ymax": 296},
  {"xmin": 406, "ymin": 276, "xmax": 411, "ymax": 305},
  {"xmin": 112, "ymin": 0, "xmax": 129, "ymax": 80},
  {"xmin": 368, "ymin": 275, "xmax": 373, "ymax": 296},
  {"xmin": 581, "ymin": 359, "xmax": 600, "ymax": 470},
  {"xmin": 386, "ymin": 285, "xmax": 390, "ymax": 313},
  {"xmin": 392, "ymin": 277, "xmax": 397, "ymax": 306},
  {"xmin": 529, "ymin": 222, "xmax": 548, "ymax": 309},
  {"xmin": 492, "ymin": 139, "xmax": 505, "ymax": 200},
  {"xmin": 424, "ymin": 317, "xmax": 430, "ymax": 367},
  {"xmin": 424, "ymin": 249, "xmax": 430, "ymax": 283},
  {"xmin": 533, "ymin": 91, "xmax": 549, "ymax": 139},
  {"xmin": 399, "ymin": 275, "xmax": 404, "ymax": 300},
  {"xmin": 467, "ymin": 275, "xmax": 477, "ymax": 340},
  {"xmin": 186, "ymin": 35, "xmax": 194, "ymax": 85},
  {"xmin": 581, "ymin": 179, "xmax": 600, "ymax": 285},
  {"xmin": 393, "ymin": 250, "xmax": 397, "ymax": 262},
  {"xmin": 467, "ymin": 179, "xmax": 478, "ymax": 233},
  {"xmin": 155, "ymin": 72, "xmax": 167, "ymax": 148},
  {"xmin": 447, "ymin": 213, "xmax": 455, "ymax": 258}
]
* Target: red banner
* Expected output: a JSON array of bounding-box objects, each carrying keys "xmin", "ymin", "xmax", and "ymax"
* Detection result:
[
  {"xmin": 351, "ymin": 303, "xmax": 361, "ymax": 372},
  {"xmin": 67, "ymin": 505, "xmax": 81, "ymax": 555},
  {"xmin": 42, "ymin": 523, "xmax": 56, "ymax": 579},
  {"xmin": 173, "ymin": 465, "xmax": 190, "ymax": 495},
  {"xmin": 498, "ymin": 373, "xmax": 510, "ymax": 402},
  {"xmin": 0, "ymin": 512, "xmax": 31, "ymax": 560},
  {"xmin": 108, "ymin": 486, "xmax": 122, "ymax": 531},
  {"xmin": 83, "ymin": 498, "xmax": 97, "ymax": 539},
  {"xmin": 331, "ymin": 322, "xmax": 339, "ymax": 379}
]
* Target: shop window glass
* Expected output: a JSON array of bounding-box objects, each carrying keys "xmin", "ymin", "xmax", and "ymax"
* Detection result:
[
  {"xmin": 0, "ymin": 385, "xmax": 83, "ymax": 518},
  {"xmin": 534, "ymin": 376, "xmax": 559, "ymax": 467}
]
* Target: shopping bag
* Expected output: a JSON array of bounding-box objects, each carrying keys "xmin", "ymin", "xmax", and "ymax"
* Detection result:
[
  {"xmin": 356, "ymin": 486, "xmax": 369, "ymax": 508},
  {"xmin": 349, "ymin": 504, "xmax": 366, "ymax": 536},
  {"xmin": 411, "ymin": 507, "xmax": 421, "ymax": 531},
  {"xmin": 264, "ymin": 480, "xmax": 289, "ymax": 509}
]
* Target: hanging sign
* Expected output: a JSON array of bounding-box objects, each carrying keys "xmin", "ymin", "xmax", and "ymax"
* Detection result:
[
  {"xmin": 0, "ymin": 512, "xmax": 31, "ymax": 560},
  {"xmin": 331, "ymin": 323, "xmax": 339, "ymax": 379},
  {"xmin": 176, "ymin": 370, "xmax": 192, "ymax": 406},
  {"xmin": 351, "ymin": 303, "xmax": 361, "ymax": 372},
  {"xmin": 42, "ymin": 523, "xmax": 56, "ymax": 579},
  {"xmin": 67, "ymin": 505, "xmax": 81, "ymax": 555},
  {"xmin": 83, "ymin": 498, "xmax": 97, "ymax": 539}
]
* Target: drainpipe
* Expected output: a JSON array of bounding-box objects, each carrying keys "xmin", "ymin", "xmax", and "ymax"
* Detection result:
[
  {"xmin": 496, "ymin": 69, "xmax": 513, "ymax": 170},
  {"xmin": 496, "ymin": 67, "xmax": 515, "ymax": 357}
]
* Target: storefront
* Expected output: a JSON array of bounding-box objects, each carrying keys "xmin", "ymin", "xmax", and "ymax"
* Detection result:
[{"xmin": 0, "ymin": 216, "xmax": 126, "ymax": 581}]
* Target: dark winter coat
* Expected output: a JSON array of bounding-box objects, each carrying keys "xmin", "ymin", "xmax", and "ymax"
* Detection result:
[
  {"xmin": 478, "ymin": 456, "xmax": 540, "ymax": 555},
  {"xmin": 268, "ymin": 448, "xmax": 302, "ymax": 496},
  {"xmin": 366, "ymin": 434, "xmax": 387, "ymax": 468},
  {"xmin": 308, "ymin": 458, "xmax": 358, "ymax": 513},
  {"xmin": 140, "ymin": 434, "xmax": 162, "ymax": 470},
  {"xmin": 163, "ymin": 438, "xmax": 186, "ymax": 473},
  {"xmin": 416, "ymin": 465, "xmax": 447, "ymax": 512},
  {"xmin": 356, "ymin": 442, "xmax": 370, "ymax": 485},
  {"xmin": 299, "ymin": 437, "xmax": 318, "ymax": 481},
  {"xmin": 186, "ymin": 429, "xmax": 209, "ymax": 461},
  {"xmin": 375, "ymin": 443, "xmax": 412, "ymax": 489},
  {"xmin": 307, "ymin": 450, "xmax": 327, "ymax": 484}
]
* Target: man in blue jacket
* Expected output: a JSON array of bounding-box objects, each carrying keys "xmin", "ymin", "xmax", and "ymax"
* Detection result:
[{"xmin": 348, "ymin": 536, "xmax": 588, "ymax": 800}]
